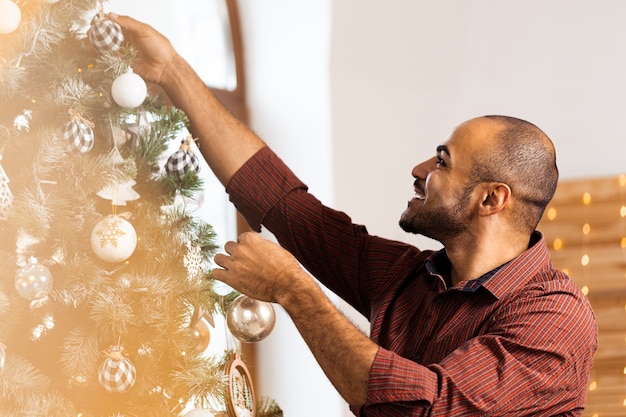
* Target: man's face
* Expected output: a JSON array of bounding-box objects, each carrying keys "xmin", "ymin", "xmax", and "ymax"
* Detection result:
[{"xmin": 399, "ymin": 119, "xmax": 493, "ymax": 242}]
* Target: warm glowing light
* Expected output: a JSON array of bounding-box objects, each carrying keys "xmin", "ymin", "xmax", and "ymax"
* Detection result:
[
  {"xmin": 547, "ymin": 207, "xmax": 557, "ymax": 220},
  {"xmin": 583, "ymin": 192, "xmax": 592, "ymax": 205},
  {"xmin": 87, "ymin": 63, "xmax": 95, "ymax": 69},
  {"xmin": 581, "ymin": 286, "xmax": 589, "ymax": 296},
  {"xmin": 563, "ymin": 268, "xmax": 570, "ymax": 275},
  {"xmin": 589, "ymin": 380, "xmax": 597, "ymax": 391},
  {"xmin": 77, "ymin": 67, "xmax": 82, "ymax": 73},
  {"xmin": 621, "ymin": 237, "xmax": 626, "ymax": 249},
  {"xmin": 582, "ymin": 223, "xmax": 591, "ymax": 235},
  {"xmin": 553, "ymin": 238, "xmax": 563, "ymax": 250},
  {"xmin": 581, "ymin": 254, "xmax": 590, "ymax": 266},
  {"xmin": 620, "ymin": 174, "xmax": 626, "ymax": 187},
  {"xmin": 621, "ymin": 206, "xmax": 626, "ymax": 217}
]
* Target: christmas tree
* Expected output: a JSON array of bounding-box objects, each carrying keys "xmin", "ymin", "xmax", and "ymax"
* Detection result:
[{"xmin": 0, "ymin": 1, "xmax": 280, "ymax": 416}]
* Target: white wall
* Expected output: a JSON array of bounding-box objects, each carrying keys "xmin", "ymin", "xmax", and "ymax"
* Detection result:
[
  {"xmin": 239, "ymin": 1, "xmax": 626, "ymax": 416},
  {"xmin": 238, "ymin": 1, "xmax": 343, "ymax": 417},
  {"xmin": 332, "ymin": 0, "xmax": 626, "ymax": 245}
]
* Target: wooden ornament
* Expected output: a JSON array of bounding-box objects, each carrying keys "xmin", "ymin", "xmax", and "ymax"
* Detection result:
[{"xmin": 225, "ymin": 352, "xmax": 255, "ymax": 417}]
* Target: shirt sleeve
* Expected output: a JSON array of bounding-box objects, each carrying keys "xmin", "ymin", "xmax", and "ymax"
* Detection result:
[{"xmin": 227, "ymin": 146, "xmax": 418, "ymax": 316}]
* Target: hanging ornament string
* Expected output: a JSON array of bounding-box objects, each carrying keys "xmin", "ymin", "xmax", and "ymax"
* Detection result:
[
  {"xmin": 68, "ymin": 109, "xmax": 95, "ymax": 130},
  {"xmin": 109, "ymin": 117, "xmax": 120, "ymax": 216},
  {"xmin": 222, "ymin": 296, "xmax": 240, "ymax": 353}
]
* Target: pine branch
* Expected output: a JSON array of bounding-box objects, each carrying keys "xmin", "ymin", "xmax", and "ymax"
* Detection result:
[
  {"xmin": 0, "ymin": 354, "xmax": 51, "ymax": 403},
  {"xmin": 256, "ymin": 396, "xmax": 284, "ymax": 417}
]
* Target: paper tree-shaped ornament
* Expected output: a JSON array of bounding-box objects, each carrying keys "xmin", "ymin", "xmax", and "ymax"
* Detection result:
[
  {"xmin": 97, "ymin": 180, "xmax": 140, "ymax": 206},
  {"xmin": 0, "ymin": 155, "xmax": 13, "ymax": 220}
]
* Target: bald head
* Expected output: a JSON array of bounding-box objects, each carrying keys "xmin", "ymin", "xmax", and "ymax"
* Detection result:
[{"xmin": 466, "ymin": 115, "xmax": 559, "ymax": 233}]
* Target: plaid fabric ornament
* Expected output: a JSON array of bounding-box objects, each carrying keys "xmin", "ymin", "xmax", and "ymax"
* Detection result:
[
  {"xmin": 98, "ymin": 346, "xmax": 136, "ymax": 393},
  {"xmin": 63, "ymin": 112, "xmax": 95, "ymax": 153},
  {"xmin": 88, "ymin": 14, "xmax": 124, "ymax": 54},
  {"xmin": 165, "ymin": 136, "xmax": 200, "ymax": 179}
]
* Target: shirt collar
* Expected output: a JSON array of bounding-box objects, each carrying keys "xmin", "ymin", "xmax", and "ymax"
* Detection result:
[{"xmin": 424, "ymin": 231, "xmax": 550, "ymax": 299}]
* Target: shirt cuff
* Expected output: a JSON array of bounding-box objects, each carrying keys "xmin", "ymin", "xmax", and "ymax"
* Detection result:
[
  {"xmin": 226, "ymin": 146, "xmax": 308, "ymax": 232},
  {"xmin": 361, "ymin": 347, "xmax": 437, "ymax": 413}
]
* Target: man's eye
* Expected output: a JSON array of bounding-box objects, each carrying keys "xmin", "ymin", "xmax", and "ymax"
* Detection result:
[{"xmin": 437, "ymin": 156, "xmax": 446, "ymax": 167}]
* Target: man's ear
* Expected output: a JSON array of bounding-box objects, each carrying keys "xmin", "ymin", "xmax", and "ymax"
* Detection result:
[{"xmin": 479, "ymin": 182, "xmax": 511, "ymax": 215}]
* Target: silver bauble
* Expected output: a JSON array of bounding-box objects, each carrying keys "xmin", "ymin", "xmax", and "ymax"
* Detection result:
[{"xmin": 226, "ymin": 295, "xmax": 276, "ymax": 343}]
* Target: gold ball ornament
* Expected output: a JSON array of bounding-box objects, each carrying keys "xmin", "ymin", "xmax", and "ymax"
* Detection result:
[
  {"xmin": 90, "ymin": 214, "xmax": 137, "ymax": 263},
  {"xmin": 226, "ymin": 295, "xmax": 276, "ymax": 343},
  {"xmin": 191, "ymin": 314, "xmax": 212, "ymax": 352},
  {"xmin": 15, "ymin": 257, "xmax": 53, "ymax": 300}
]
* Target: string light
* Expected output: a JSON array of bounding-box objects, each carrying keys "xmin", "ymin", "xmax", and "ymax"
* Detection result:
[
  {"xmin": 581, "ymin": 254, "xmax": 590, "ymax": 267},
  {"xmin": 544, "ymin": 177, "xmax": 626, "ymax": 414},
  {"xmin": 547, "ymin": 207, "xmax": 557, "ymax": 220}
]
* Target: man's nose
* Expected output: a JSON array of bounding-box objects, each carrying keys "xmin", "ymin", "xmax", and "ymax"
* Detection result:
[{"xmin": 411, "ymin": 156, "xmax": 438, "ymax": 179}]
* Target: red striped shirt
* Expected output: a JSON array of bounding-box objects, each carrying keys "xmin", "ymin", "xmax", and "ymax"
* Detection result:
[{"xmin": 227, "ymin": 147, "xmax": 598, "ymax": 416}]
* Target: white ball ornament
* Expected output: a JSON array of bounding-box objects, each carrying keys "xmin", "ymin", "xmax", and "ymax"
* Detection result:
[
  {"xmin": 111, "ymin": 71, "xmax": 147, "ymax": 108},
  {"xmin": 15, "ymin": 257, "xmax": 53, "ymax": 300},
  {"xmin": 0, "ymin": 0, "xmax": 21, "ymax": 34},
  {"xmin": 91, "ymin": 214, "xmax": 137, "ymax": 263},
  {"xmin": 226, "ymin": 295, "xmax": 276, "ymax": 343},
  {"xmin": 184, "ymin": 409, "xmax": 215, "ymax": 417}
]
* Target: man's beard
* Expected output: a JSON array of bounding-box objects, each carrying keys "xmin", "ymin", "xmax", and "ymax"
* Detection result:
[{"xmin": 399, "ymin": 185, "xmax": 474, "ymax": 242}]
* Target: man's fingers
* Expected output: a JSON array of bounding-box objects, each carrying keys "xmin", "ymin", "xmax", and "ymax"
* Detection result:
[{"xmin": 223, "ymin": 240, "xmax": 238, "ymax": 256}]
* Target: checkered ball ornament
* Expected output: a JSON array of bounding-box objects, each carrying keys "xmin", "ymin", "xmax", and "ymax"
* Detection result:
[
  {"xmin": 98, "ymin": 346, "xmax": 136, "ymax": 393},
  {"xmin": 88, "ymin": 16, "xmax": 124, "ymax": 54},
  {"xmin": 63, "ymin": 118, "xmax": 94, "ymax": 153},
  {"xmin": 165, "ymin": 145, "xmax": 200, "ymax": 179}
]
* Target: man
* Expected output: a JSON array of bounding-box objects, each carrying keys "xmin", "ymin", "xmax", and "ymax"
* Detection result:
[{"xmin": 111, "ymin": 14, "xmax": 597, "ymax": 416}]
